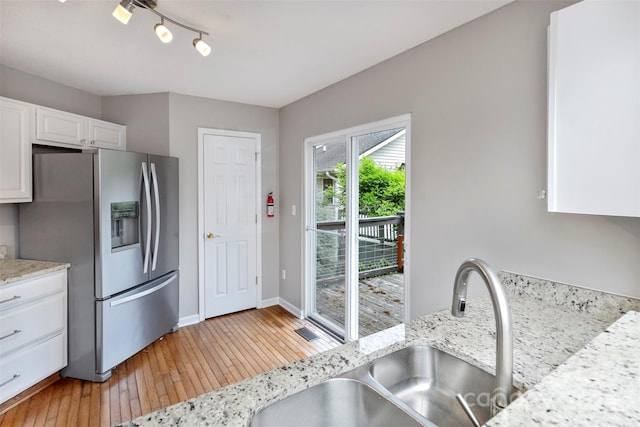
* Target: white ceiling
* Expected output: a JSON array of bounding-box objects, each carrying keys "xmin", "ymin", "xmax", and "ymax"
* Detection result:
[{"xmin": 0, "ymin": 0, "xmax": 511, "ymax": 108}]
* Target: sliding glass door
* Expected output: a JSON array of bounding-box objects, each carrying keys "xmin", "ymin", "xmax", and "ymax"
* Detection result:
[
  {"xmin": 305, "ymin": 115, "xmax": 410, "ymax": 342},
  {"xmin": 307, "ymin": 137, "xmax": 349, "ymax": 337}
]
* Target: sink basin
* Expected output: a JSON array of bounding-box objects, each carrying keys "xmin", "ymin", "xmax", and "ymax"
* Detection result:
[
  {"xmin": 250, "ymin": 378, "xmax": 423, "ymax": 427},
  {"xmin": 251, "ymin": 345, "xmax": 519, "ymax": 427},
  {"xmin": 368, "ymin": 345, "xmax": 519, "ymax": 426}
]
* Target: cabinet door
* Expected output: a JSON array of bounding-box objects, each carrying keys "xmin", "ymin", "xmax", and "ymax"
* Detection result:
[
  {"xmin": 36, "ymin": 106, "xmax": 87, "ymax": 147},
  {"xmin": 548, "ymin": 0, "xmax": 640, "ymax": 216},
  {"xmin": 87, "ymin": 118, "xmax": 126, "ymax": 150},
  {"xmin": 0, "ymin": 98, "xmax": 32, "ymax": 203}
]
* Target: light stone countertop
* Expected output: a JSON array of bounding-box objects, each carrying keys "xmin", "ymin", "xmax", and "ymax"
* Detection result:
[
  {"xmin": 0, "ymin": 258, "xmax": 70, "ymax": 286},
  {"xmin": 486, "ymin": 310, "xmax": 640, "ymax": 427},
  {"xmin": 123, "ymin": 272, "xmax": 640, "ymax": 426}
]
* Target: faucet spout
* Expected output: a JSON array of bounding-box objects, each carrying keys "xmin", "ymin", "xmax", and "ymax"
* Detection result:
[{"xmin": 451, "ymin": 258, "xmax": 513, "ymax": 416}]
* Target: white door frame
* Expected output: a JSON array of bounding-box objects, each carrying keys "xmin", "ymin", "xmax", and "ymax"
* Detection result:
[
  {"xmin": 303, "ymin": 113, "xmax": 412, "ymax": 341},
  {"xmin": 197, "ymin": 128, "xmax": 262, "ymax": 322}
]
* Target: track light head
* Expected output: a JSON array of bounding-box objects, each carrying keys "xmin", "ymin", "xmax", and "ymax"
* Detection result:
[
  {"xmin": 154, "ymin": 18, "xmax": 173, "ymax": 43},
  {"xmin": 193, "ymin": 34, "xmax": 211, "ymax": 57},
  {"xmin": 112, "ymin": 0, "xmax": 135, "ymax": 25}
]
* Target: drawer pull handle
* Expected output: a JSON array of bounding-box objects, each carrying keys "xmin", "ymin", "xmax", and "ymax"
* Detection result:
[
  {"xmin": 0, "ymin": 374, "xmax": 20, "ymax": 388},
  {"xmin": 0, "ymin": 295, "xmax": 20, "ymax": 305},
  {"xmin": 0, "ymin": 329, "xmax": 22, "ymax": 341}
]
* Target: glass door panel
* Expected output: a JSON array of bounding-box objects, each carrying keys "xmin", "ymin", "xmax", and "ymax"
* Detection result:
[
  {"xmin": 352, "ymin": 128, "xmax": 406, "ymax": 338},
  {"xmin": 309, "ymin": 139, "xmax": 347, "ymax": 338}
]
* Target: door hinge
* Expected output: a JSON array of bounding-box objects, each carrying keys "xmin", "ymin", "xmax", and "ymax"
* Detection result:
[
  {"xmin": 256, "ymin": 276, "xmax": 258, "ymax": 285},
  {"xmin": 255, "ymin": 214, "xmax": 258, "ymax": 224},
  {"xmin": 255, "ymin": 152, "xmax": 259, "ymax": 162}
]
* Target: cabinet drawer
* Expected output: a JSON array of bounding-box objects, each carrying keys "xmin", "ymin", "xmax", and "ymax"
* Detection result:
[
  {"xmin": 0, "ymin": 291, "xmax": 65, "ymax": 357},
  {"xmin": 0, "ymin": 332, "xmax": 66, "ymax": 404},
  {"xmin": 0, "ymin": 270, "xmax": 67, "ymax": 311}
]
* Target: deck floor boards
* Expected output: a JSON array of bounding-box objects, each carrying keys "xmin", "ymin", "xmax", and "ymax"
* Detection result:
[{"xmin": 316, "ymin": 273, "xmax": 404, "ymax": 337}]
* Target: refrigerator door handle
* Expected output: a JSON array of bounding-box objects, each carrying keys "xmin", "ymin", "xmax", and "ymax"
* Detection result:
[
  {"xmin": 150, "ymin": 162, "xmax": 160, "ymax": 272},
  {"xmin": 109, "ymin": 274, "xmax": 177, "ymax": 307},
  {"xmin": 141, "ymin": 162, "xmax": 152, "ymax": 274}
]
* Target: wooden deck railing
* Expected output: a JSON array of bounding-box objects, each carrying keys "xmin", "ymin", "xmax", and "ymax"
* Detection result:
[{"xmin": 315, "ymin": 213, "xmax": 404, "ymax": 281}]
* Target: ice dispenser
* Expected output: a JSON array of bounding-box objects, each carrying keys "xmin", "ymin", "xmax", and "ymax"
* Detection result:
[{"xmin": 111, "ymin": 201, "xmax": 139, "ymax": 249}]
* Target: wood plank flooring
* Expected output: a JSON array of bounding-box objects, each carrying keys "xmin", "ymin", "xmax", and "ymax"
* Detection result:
[{"xmin": 0, "ymin": 305, "xmax": 338, "ymax": 427}]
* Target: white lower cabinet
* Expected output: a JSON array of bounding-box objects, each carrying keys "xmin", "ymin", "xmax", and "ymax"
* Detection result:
[
  {"xmin": 0, "ymin": 333, "xmax": 66, "ymax": 403},
  {"xmin": 0, "ymin": 270, "xmax": 67, "ymax": 404}
]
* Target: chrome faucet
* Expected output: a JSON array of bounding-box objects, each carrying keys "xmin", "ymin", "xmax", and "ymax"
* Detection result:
[{"xmin": 451, "ymin": 258, "xmax": 513, "ymax": 416}]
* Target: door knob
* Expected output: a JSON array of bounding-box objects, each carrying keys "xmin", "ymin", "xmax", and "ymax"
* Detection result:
[{"xmin": 206, "ymin": 232, "xmax": 220, "ymax": 239}]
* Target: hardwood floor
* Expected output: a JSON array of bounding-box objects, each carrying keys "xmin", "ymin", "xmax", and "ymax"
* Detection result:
[{"xmin": 0, "ymin": 305, "xmax": 338, "ymax": 427}]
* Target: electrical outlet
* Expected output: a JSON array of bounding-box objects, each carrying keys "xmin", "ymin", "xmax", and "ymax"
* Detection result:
[
  {"xmin": 291, "ymin": 205, "xmax": 296, "ymax": 216},
  {"xmin": 281, "ymin": 269, "xmax": 286, "ymax": 280}
]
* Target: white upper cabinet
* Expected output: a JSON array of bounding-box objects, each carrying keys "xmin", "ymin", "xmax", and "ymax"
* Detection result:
[
  {"xmin": 36, "ymin": 106, "xmax": 86, "ymax": 147},
  {"xmin": 0, "ymin": 98, "xmax": 33, "ymax": 203},
  {"xmin": 548, "ymin": 0, "xmax": 640, "ymax": 217},
  {"xmin": 87, "ymin": 118, "xmax": 126, "ymax": 150},
  {"xmin": 36, "ymin": 106, "xmax": 126, "ymax": 151}
]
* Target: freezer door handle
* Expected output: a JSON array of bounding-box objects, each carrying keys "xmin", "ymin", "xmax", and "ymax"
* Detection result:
[
  {"xmin": 109, "ymin": 274, "xmax": 177, "ymax": 307},
  {"xmin": 150, "ymin": 162, "xmax": 160, "ymax": 272},
  {"xmin": 141, "ymin": 162, "xmax": 152, "ymax": 274}
]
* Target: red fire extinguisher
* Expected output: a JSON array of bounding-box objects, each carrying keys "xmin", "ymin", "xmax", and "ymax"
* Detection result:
[{"xmin": 267, "ymin": 192, "xmax": 275, "ymax": 218}]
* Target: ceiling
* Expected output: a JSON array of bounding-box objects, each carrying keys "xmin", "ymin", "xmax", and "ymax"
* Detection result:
[{"xmin": 0, "ymin": 0, "xmax": 511, "ymax": 108}]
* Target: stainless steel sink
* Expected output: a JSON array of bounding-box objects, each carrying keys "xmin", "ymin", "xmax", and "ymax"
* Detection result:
[
  {"xmin": 251, "ymin": 345, "xmax": 520, "ymax": 427},
  {"xmin": 367, "ymin": 345, "xmax": 520, "ymax": 426},
  {"xmin": 249, "ymin": 378, "xmax": 424, "ymax": 427}
]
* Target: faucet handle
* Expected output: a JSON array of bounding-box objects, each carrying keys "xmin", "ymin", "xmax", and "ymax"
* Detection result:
[{"xmin": 458, "ymin": 297, "xmax": 466, "ymax": 313}]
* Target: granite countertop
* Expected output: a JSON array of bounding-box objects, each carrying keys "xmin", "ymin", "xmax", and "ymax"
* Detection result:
[
  {"xmin": 0, "ymin": 258, "xmax": 71, "ymax": 286},
  {"xmin": 487, "ymin": 310, "xmax": 640, "ymax": 426},
  {"xmin": 124, "ymin": 272, "xmax": 640, "ymax": 426}
]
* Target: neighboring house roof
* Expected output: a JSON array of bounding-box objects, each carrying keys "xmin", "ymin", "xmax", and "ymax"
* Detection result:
[
  {"xmin": 364, "ymin": 130, "xmax": 406, "ymax": 170},
  {"xmin": 315, "ymin": 127, "xmax": 405, "ymax": 173}
]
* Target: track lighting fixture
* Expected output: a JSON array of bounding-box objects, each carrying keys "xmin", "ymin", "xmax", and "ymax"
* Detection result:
[
  {"xmin": 112, "ymin": 0, "xmax": 135, "ymax": 25},
  {"xmin": 154, "ymin": 17, "xmax": 173, "ymax": 43},
  {"xmin": 110, "ymin": 0, "xmax": 210, "ymax": 56},
  {"xmin": 193, "ymin": 34, "xmax": 211, "ymax": 57}
]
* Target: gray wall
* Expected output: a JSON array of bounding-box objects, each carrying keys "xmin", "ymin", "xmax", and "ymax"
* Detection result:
[
  {"xmin": 0, "ymin": 65, "xmax": 104, "ymax": 259},
  {"xmin": 279, "ymin": 0, "xmax": 640, "ymax": 319},
  {"xmin": 0, "ymin": 205, "xmax": 18, "ymax": 259},
  {"xmin": 169, "ymin": 93, "xmax": 280, "ymax": 319},
  {"xmin": 0, "ymin": 65, "xmax": 102, "ymax": 118},
  {"xmin": 102, "ymin": 93, "xmax": 171, "ymax": 155}
]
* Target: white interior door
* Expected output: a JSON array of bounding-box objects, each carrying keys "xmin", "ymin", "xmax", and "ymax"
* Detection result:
[{"xmin": 203, "ymin": 133, "xmax": 258, "ymax": 318}]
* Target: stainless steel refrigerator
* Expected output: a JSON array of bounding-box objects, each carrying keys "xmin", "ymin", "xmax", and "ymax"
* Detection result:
[{"xmin": 19, "ymin": 149, "xmax": 179, "ymax": 382}]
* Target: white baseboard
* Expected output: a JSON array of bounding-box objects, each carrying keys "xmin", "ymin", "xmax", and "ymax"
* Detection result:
[
  {"xmin": 259, "ymin": 297, "xmax": 279, "ymax": 308},
  {"xmin": 184, "ymin": 298, "xmax": 302, "ymax": 325},
  {"xmin": 178, "ymin": 314, "xmax": 200, "ymax": 328},
  {"xmin": 279, "ymin": 297, "xmax": 304, "ymax": 319}
]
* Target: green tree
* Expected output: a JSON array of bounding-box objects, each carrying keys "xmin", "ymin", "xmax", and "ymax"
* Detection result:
[{"xmin": 324, "ymin": 157, "xmax": 404, "ymax": 217}]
